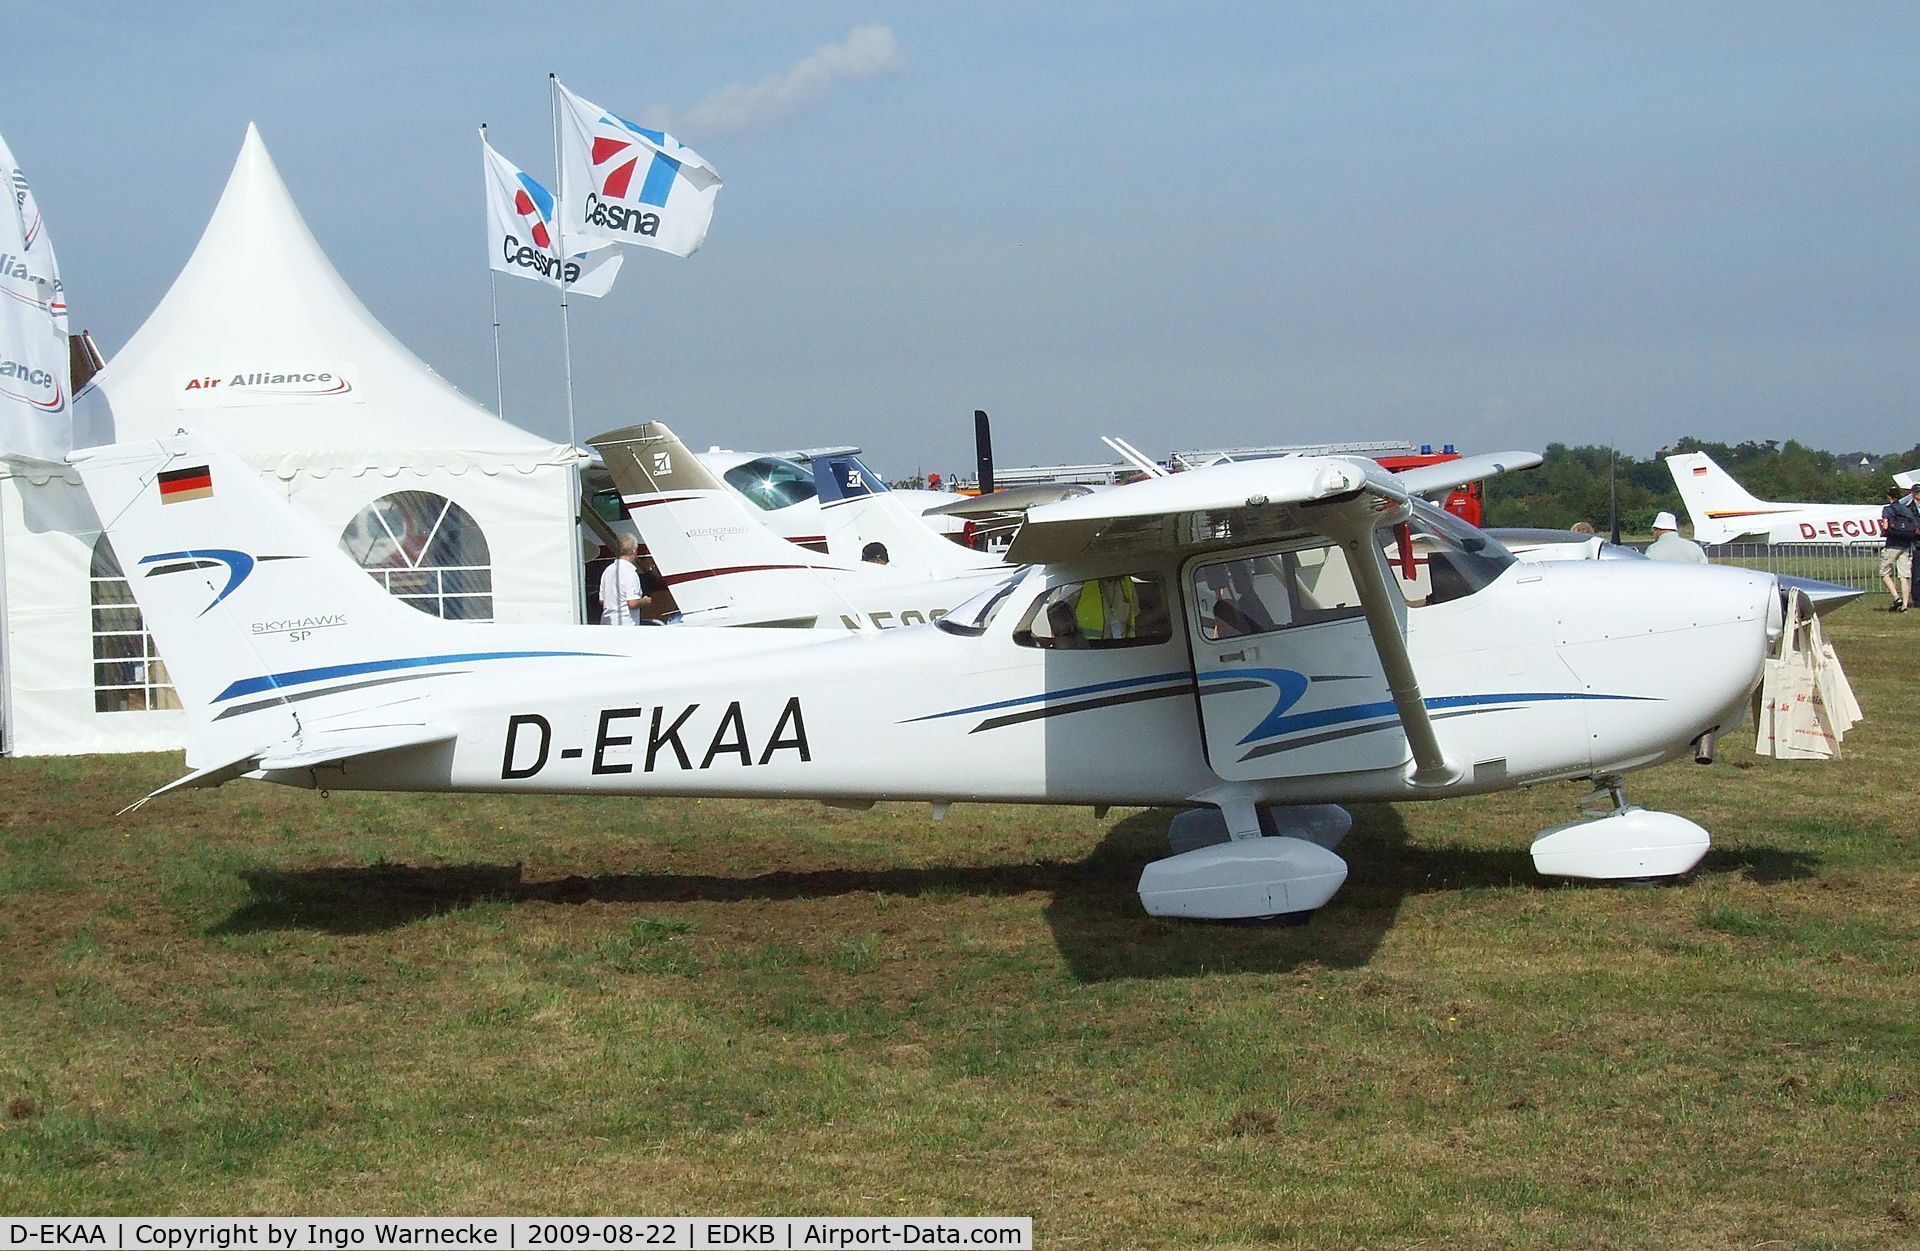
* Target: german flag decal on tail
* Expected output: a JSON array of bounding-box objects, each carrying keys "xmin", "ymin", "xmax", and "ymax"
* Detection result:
[{"xmin": 158, "ymin": 464, "xmax": 212, "ymax": 504}]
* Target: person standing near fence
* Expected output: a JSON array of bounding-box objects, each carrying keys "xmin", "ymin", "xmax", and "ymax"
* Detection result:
[
  {"xmin": 1647, "ymin": 511, "xmax": 1709, "ymax": 564},
  {"xmin": 1878, "ymin": 485, "xmax": 1916, "ymax": 612}
]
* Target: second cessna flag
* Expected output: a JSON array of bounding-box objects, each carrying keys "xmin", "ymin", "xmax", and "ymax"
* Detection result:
[
  {"xmin": 482, "ymin": 135, "xmax": 622, "ymax": 297},
  {"xmin": 554, "ymin": 79, "xmax": 722, "ymax": 258}
]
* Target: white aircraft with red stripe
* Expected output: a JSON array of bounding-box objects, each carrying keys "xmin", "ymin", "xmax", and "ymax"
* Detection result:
[
  {"xmin": 1667, "ymin": 451, "xmax": 1902, "ymax": 545},
  {"xmin": 590, "ymin": 423, "xmax": 1005, "ymax": 631},
  {"xmin": 76, "ymin": 432, "xmax": 1786, "ymax": 923}
]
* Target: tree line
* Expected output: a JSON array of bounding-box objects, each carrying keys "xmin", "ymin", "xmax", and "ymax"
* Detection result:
[{"xmin": 1481, "ymin": 437, "xmax": 1920, "ymax": 533}]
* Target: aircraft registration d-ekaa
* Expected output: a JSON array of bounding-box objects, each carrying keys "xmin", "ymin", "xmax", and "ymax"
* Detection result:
[
  {"xmin": 76, "ymin": 433, "xmax": 1784, "ymax": 923},
  {"xmin": 1667, "ymin": 450, "xmax": 1906, "ymax": 545}
]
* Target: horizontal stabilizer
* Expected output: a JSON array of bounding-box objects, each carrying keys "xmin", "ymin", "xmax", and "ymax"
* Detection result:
[
  {"xmin": 257, "ymin": 724, "xmax": 456, "ymax": 772},
  {"xmin": 122, "ymin": 724, "xmax": 455, "ymax": 813}
]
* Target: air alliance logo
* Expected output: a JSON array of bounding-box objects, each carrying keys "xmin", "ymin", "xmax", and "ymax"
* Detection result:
[
  {"xmin": 140, "ymin": 549, "xmax": 304, "ymax": 617},
  {"xmin": 177, "ymin": 364, "xmax": 360, "ymax": 407},
  {"xmin": 0, "ymin": 355, "xmax": 64, "ymax": 413}
]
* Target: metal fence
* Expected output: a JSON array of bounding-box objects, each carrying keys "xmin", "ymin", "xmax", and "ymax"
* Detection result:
[{"xmin": 1701, "ymin": 542, "xmax": 1882, "ymax": 590}]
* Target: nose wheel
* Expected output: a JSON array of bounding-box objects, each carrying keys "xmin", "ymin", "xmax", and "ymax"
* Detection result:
[{"xmin": 1530, "ymin": 777, "xmax": 1710, "ymax": 881}]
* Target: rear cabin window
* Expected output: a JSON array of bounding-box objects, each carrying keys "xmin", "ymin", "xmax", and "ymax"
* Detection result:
[
  {"xmin": 1192, "ymin": 544, "xmax": 1364, "ymax": 641},
  {"xmin": 1013, "ymin": 575, "xmax": 1172, "ymax": 649}
]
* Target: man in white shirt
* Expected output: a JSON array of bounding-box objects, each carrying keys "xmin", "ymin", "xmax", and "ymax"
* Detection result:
[
  {"xmin": 1646, "ymin": 511, "xmax": 1709, "ymax": 565},
  {"xmin": 597, "ymin": 535, "xmax": 650, "ymax": 625}
]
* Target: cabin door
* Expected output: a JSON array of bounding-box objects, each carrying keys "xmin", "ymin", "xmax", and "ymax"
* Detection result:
[{"xmin": 1184, "ymin": 539, "xmax": 1409, "ymax": 782}]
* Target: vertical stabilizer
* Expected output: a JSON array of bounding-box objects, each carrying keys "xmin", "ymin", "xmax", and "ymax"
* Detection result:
[
  {"xmin": 1665, "ymin": 451, "xmax": 1773, "ymax": 543},
  {"xmin": 71, "ymin": 435, "xmax": 447, "ymax": 766},
  {"xmin": 590, "ymin": 422, "xmax": 859, "ymax": 625}
]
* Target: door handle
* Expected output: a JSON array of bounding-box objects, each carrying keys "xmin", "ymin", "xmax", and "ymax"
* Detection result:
[{"xmin": 1221, "ymin": 649, "xmax": 1246, "ymax": 662}]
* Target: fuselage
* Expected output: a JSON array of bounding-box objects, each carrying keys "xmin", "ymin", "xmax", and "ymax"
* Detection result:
[{"xmin": 271, "ymin": 554, "xmax": 1777, "ymax": 814}]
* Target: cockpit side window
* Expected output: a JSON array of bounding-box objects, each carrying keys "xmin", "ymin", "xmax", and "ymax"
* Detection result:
[
  {"xmin": 723, "ymin": 457, "xmax": 819, "ymax": 511},
  {"xmin": 1013, "ymin": 574, "xmax": 1172, "ymax": 650}
]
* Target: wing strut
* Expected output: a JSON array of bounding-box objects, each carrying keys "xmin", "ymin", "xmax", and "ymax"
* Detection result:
[{"xmin": 1342, "ymin": 529, "xmax": 1458, "ymax": 788}]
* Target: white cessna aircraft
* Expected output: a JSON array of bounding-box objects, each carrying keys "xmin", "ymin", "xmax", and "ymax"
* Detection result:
[
  {"xmin": 590, "ymin": 422, "xmax": 1007, "ymax": 631},
  {"xmin": 1667, "ymin": 450, "xmax": 1901, "ymax": 545},
  {"xmin": 76, "ymin": 434, "xmax": 1780, "ymax": 923}
]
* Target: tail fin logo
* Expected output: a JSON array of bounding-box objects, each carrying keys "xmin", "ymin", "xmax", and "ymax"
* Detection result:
[{"xmin": 140, "ymin": 549, "xmax": 304, "ymax": 617}]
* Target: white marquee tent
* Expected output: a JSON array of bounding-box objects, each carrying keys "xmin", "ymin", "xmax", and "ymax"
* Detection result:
[{"xmin": 0, "ymin": 126, "xmax": 582, "ymax": 756}]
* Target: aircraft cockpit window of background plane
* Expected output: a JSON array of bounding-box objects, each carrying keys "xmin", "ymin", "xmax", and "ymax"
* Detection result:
[
  {"xmin": 723, "ymin": 456, "xmax": 822, "ymax": 511},
  {"xmin": 1012, "ymin": 575, "xmax": 1172, "ymax": 650}
]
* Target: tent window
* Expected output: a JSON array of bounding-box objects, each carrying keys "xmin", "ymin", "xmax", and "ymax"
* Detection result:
[
  {"xmin": 90, "ymin": 537, "xmax": 181, "ymax": 713},
  {"xmin": 340, "ymin": 491, "xmax": 494, "ymax": 620}
]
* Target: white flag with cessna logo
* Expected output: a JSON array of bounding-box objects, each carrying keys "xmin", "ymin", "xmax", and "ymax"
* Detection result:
[
  {"xmin": 482, "ymin": 134, "xmax": 622, "ymax": 298},
  {"xmin": 0, "ymin": 129, "xmax": 70, "ymax": 462},
  {"xmin": 554, "ymin": 79, "xmax": 722, "ymax": 258}
]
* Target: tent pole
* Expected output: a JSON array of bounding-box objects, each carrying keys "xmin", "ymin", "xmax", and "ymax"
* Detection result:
[{"xmin": 0, "ymin": 467, "xmax": 14, "ymax": 755}]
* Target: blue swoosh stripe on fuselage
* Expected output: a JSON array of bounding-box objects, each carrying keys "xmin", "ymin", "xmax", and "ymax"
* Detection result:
[
  {"xmin": 213, "ymin": 650, "xmax": 616, "ymax": 703},
  {"xmin": 1233, "ymin": 690, "xmax": 1658, "ymax": 746},
  {"xmin": 901, "ymin": 671, "xmax": 1195, "ymax": 724}
]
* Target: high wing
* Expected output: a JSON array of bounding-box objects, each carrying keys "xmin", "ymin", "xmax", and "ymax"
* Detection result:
[
  {"xmin": 1394, "ymin": 450, "xmax": 1542, "ymax": 498},
  {"xmin": 1008, "ymin": 456, "xmax": 1455, "ymax": 787},
  {"xmin": 1006, "ymin": 456, "xmax": 1397, "ymax": 565},
  {"xmin": 924, "ymin": 483, "xmax": 1097, "ymax": 519}
]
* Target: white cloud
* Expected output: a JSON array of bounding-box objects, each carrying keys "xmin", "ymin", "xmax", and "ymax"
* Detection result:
[{"xmin": 644, "ymin": 24, "xmax": 905, "ymax": 136}]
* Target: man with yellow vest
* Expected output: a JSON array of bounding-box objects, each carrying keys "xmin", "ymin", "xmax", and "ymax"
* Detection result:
[{"xmin": 1075, "ymin": 576, "xmax": 1139, "ymax": 641}]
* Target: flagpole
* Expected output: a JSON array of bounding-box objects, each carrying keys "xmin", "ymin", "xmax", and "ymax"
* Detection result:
[
  {"xmin": 548, "ymin": 74, "xmax": 578, "ymax": 450},
  {"xmin": 550, "ymin": 75, "xmax": 588, "ymax": 625},
  {"xmin": 480, "ymin": 125, "xmax": 506, "ymax": 421}
]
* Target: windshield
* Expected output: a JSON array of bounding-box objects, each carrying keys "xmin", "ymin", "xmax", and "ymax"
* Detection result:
[
  {"xmin": 723, "ymin": 457, "xmax": 819, "ymax": 511},
  {"xmin": 1383, "ymin": 500, "xmax": 1516, "ymax": 606},
  {"xmin": 936, "ymin": 570, "xmax": 1028, "ymax": 637}
]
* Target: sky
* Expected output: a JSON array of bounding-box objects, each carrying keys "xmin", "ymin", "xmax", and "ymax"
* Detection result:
[{"xmin": 3, "ymin": 2, "xmax": 1917, "ymax": 478}]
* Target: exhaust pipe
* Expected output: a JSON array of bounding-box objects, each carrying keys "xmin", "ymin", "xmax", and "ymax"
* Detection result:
[{"xmin": 1693, "ymin": 728, "xmax": 1717, "ymax": 765}]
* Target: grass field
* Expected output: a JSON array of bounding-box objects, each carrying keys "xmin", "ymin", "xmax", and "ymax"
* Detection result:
[{"xmin": 3, "ymin": 600, "xmax": 1918, "ymax": 1247}]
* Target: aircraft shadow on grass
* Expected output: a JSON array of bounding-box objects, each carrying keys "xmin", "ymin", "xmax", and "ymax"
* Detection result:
[{"xmin": 211, "ymin": 805, "xmax": 1818, "ymax": 982}]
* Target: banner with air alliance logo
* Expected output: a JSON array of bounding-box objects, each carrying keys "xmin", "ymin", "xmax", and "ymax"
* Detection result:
[
  {"xmin": 0, "ymin": 128, "xmax": 71, "ymax": 462},
  {"xmin": 554, "ymin": 79, "xmax": 722, "ymax": 258}
]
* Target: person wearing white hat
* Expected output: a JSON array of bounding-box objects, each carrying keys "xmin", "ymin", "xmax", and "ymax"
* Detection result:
[{"xmin": 1646, "ymin": 510, "xmax": 1709, "ymax": 564}]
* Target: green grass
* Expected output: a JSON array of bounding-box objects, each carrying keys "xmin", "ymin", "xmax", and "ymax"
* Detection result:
[{"xmin": 2, "ymin": 600, "xmax": 1918, "ymax": 1246}]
